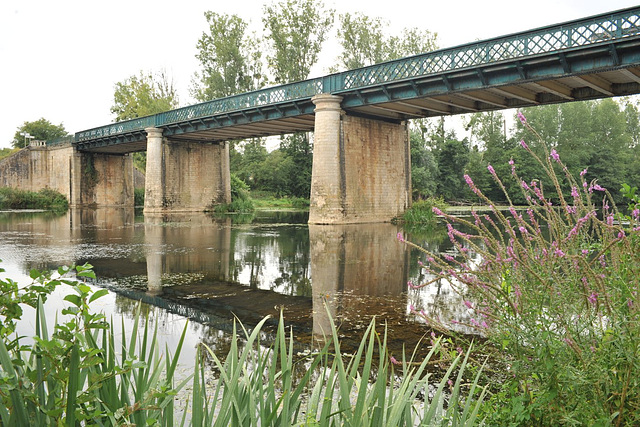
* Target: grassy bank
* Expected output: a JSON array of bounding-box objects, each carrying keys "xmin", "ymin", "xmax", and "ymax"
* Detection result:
[
  {"xmin": 0, "ymin": 187, "xmax": 68, "ymax": 210},
  {"xmin": 251, "ymin": 191, "xmax": 309, "ymax": 209}
]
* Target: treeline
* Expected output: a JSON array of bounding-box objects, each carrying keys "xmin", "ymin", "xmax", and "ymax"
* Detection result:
[
  {"xmin": 229, "ymin": 97, "xmax": 640, "ymax": 205},
  {"xmin": 410, "ymin": 98, "xmax": 640, "ymax": 206}
]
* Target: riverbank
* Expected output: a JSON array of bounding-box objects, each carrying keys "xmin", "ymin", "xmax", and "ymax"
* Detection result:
[{"xmin": 0, "ymin": 187, "xmax": 68, "ymax": 210}]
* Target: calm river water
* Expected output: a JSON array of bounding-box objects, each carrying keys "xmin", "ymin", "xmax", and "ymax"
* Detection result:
[{"xmin": 0, "ymin": 208, "xmax": 473, "ymax": 363}]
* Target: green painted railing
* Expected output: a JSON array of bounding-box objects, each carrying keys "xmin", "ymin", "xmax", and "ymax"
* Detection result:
[
  {"xmin": 45, "ymin": 135, "xmax": 76, "ymax": 146},
  {"xmin": 72, "ymin": 6, "xmax": 640, "ymax": 144},
  {"xmin": 336, "ymin": 6, "xmax": 640, "ymax": 90},
  {"xmin": 157, "ymin": 79, "xmax": 323, "ymax": 126}
]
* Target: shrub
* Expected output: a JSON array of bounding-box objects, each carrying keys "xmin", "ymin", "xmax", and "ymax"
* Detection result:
[
  {"xmin": 0, "ymin": 187, "xmax": 68, "ymax": 210},
  {"xmin": 134, "ymin": 187, "xmax": 145, "ymax": 206},
  {"xmin": 400, "ymin": 197, "xmax": 449, "ymax": 224},
  {"xmin": 400, "ymin": 111, "xmax": 640, "ymax": 425},
  {"xmin": 213, "ymin": 174, "xmax": 255, "ymax": 213}
]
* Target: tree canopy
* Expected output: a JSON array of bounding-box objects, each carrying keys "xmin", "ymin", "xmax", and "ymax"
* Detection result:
[
  {"xmin": 110, "ymin": 70, "xmax": 178, "ymax": 122},
  {"xmin": 12, "ymin": 118, "xmax": 68, "ymax": 148}
]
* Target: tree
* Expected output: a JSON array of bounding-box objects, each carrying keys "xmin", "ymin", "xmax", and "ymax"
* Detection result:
[
  {"xmin": 262, "ymin": 0, "xmax": 334, "ymax": 84},
  {"xmin": 12, "ymin": 118, "xmax": 68, "ymax": 148},
  {"xmin": 262, "ymin": 0, "xmax": 334, "ymax": 197},
  {"xmin": 335, "ymin": 12, "xmax": 437, "ymax": 71},
  {"xmin": 409, "ymin": 128, "xmax": 438, "ymax": 199},
  {"xmin": 110, "ymin": 70, "xmax": 178, "ymax": 122},
  {"xmin": 191, "ymin": 12, "xmax": 264, "ymax": 101}
]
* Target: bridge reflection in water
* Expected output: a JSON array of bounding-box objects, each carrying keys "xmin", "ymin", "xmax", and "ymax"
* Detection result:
[{"xmin": 0, "ymin": 208, "xmax": 473, "ymax": 354}]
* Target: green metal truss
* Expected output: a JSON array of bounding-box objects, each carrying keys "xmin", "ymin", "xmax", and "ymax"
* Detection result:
[{"xmin": 71, "ymin": 6, "xmax": 640, "ymax": 148}]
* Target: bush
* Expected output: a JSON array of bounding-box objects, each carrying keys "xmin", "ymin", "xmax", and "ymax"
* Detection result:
[
  {"xmin": 401, "ymin": 111, "xmax": 640, "ymax": 425},
  {"xmin": 213, "ymin": 174, "xmax": 255, "ymax": 213},
  {"xmin": 134, "ymin": 187, "xmax": 145, "ymax": 207},
  {"xmin": 400, "ymin": 197, "xmax": 449, "ymax": 224},
  {"xmin": 0, "ymin": 187, "xmax": 68, "ymax": 210}
]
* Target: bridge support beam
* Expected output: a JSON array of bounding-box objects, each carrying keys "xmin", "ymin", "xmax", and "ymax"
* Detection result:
[
  {"xmin": 144, "ymin": 127, "xmax": 231, "ymax": 213},
  {"xmin": 309, "ymin": 94, "xmax": 411, "ymax": 224}
]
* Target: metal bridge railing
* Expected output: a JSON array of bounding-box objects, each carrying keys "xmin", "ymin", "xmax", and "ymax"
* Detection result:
[
  {"xmin": 71, "ymin": 6, "xmax": 640, "ymax": 145},
  {"xmin": 337, "ymin": 6, "xmax": 640, "ymax": 90}
]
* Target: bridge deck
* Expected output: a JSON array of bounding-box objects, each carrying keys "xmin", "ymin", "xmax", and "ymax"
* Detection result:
[{"xmin": 66, "ymin": 6, "xmax": 640, "ymax": 154}]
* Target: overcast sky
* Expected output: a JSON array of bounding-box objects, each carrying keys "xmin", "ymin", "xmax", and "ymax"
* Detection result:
[{"xmin": 1, "ymin": 0, "xmax": 637, "ymax": 149}]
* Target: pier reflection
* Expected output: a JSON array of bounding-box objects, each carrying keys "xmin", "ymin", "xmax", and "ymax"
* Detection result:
[{"xmin": 309, "ymin": 223, "xmax": 408, "ymax": 339}]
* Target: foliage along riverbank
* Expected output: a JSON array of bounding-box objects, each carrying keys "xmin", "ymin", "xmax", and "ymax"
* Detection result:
[
  {"xmin": 400, "ymin": 111, "xmax": 640, "ymax": 425},
  {"xmin": 0, "ymin": 263, "xmax": 486, "ymax": 425},
  {"xmin": 0, "ymin": 187, "xmax": 68, "ymax": 211}
]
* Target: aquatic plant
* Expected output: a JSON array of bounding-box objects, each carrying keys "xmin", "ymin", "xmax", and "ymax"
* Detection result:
[
  {"xmin": 401, "ymin": 112, "xmax": 640, "ymax": 425},
  {"xmin": 0, "ymin": 264, "xmax": 487, "ymax": 425}
]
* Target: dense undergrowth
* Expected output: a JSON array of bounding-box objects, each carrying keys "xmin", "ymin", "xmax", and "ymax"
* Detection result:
[
  {"xmin": 0, "ymin": 187, "xmax": 68, "ymax": 210},
  {"xmin": 401, "ymin": 111, "xmax": 640, "ymax": 425}
]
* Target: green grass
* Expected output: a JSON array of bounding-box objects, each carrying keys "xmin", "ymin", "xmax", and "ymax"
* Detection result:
[
  {"xmin": 397, "ymin": 197, "xmax": 448, "ymax": 224},
  {"xmin": 0, "ymin": 187, "xmax": 68, "ymax": 210},
  {"xmin": 251, "ymin": 191, "xmax": 310, "ymax": 209}
]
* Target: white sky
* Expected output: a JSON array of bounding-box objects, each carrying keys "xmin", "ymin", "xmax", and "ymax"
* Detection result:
[{"xmin": 1, "ymin": 0, "xmax": 638, "ymax": 149}]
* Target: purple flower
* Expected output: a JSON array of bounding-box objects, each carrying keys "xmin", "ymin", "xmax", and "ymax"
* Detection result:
[
  {"xmin": 550, "ymin": 149, "xmax": 560, "ymax": 162},
  {"xmin": 607, "ymin": 215, "xmax": 614, "ymax": 226},
  {"xmin": 432, "ymin": 207, "xmax": 444, "ymax": 216},
  {"xmin": 487, "ymin": 164, "xmax": 496, "ymax": 176},
  {"xmin": 397, "ymin": 232, "xmax": 404, "ymax": 242},
  {"xmin": 464, "ymin": 300, "xmax": 473, "ymax": 309},
  {"xmin": 555, "ymin": 249, "xmax": 566, "ymax": 257},
  {"xmin": 520, "ymin": 139, "xmax": 528, "ymax": 149},
  {"xmin": 591, "ymin": 184, "xmax": 605, "ymax": 192},
  {"xmin": 618, "ymin": 230, "xmax": 626, "ymax": 239},
  {"xmin": 517, "ymin": 111, "xmax": 527, "ymax": 125},
  {"xmin": 588, "ymin": 293, "xmax": 598, "ymax": 305},
  {"xmin": 632, "ymin": 209, "xmax": 639, "ymax": 220},
  {"xmin": 580, "ymin": 168, "xmax": 588, "ymax": 177},
  {"xmin": 390, "ymin": 356, "xmax": 400, "ymax": 365},
  {"xmin": 571, "ymin": 187, "xmax": 579, "ymax": 198}
]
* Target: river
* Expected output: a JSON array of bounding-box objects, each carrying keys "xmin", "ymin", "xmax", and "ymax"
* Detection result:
[{"xmin": 0, "ymin": 208, "xmax": 474, "ymax": 363}]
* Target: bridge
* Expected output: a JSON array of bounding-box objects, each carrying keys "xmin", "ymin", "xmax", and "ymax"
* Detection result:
[{"xmin": 3, "ymin": 6, "xmax": 640, "ymax": 223}]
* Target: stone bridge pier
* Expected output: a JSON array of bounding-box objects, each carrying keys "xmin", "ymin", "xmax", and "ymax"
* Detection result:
[
  {"xmin": 310, "ymin": 94, "xmax": 411, "ymax": 224},
  {"xmin": 144, "ymin": 128, "xmax": 231, "ymax": 213}
]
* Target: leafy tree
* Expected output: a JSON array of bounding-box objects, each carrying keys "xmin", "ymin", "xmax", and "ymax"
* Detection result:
[
  {"xmin": 12, "ymin": 118, "xmax": 69, "ymax": 148},
  {"xmin": 261, "ymin": 0, "xmax": 334, "ymax": 197},
  {"xmin": 191, "ymin": 12, "xmax": 264, "ymax": 101},
  {"xmin": 433, "ymin": 131, "xmax": 470, "ymax": 201},
  {"xmin": 335, "ymin": 12, "xmax": 437, "ymax": 71},
  {"xmin": 262, "ymin": 0, "xmax": 334, "ymax": 83},
  {"xmin": 409, "ymin": 128, "xmax": 438, "ymax": 199},
  {"xmin": 110, "ymin": 70, "xmax": 178, "ymax": 122}
]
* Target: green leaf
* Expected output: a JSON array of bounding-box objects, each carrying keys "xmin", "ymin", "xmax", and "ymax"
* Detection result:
[
  {"xmin": 88, "ymin": 289, "xmax": 109, "ymax": 303},
  {"xmin": 64, "ymin": 294, "xmax": 83, "ymax": 307}
]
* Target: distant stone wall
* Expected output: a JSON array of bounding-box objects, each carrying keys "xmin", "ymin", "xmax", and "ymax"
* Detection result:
[{"xmin": 0, "ymin": 144, "xmax": 134, "ymax": 207}]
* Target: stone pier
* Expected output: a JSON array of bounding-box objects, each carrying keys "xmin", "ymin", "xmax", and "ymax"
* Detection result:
[
  {"xmin": 0, "ymin": 143, "xmax": 134, "ymax": 207},
  {"xmin": 309, "ymin": 94, "xmax": 411, "ymax": 224},
  {"xmin": 144, "ymin": 127, "xmax": 231, "ymax": 213}
]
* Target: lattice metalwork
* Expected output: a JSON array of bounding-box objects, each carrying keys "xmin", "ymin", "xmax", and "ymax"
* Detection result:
[
  {"xmin": 46, "ymin": 136, "xmax": 75, "ymax": 146},
  {"xmin": 76, "ymin": 116, "xmax": 155, "ymax": 142},
  {"xmin": 341, "ymin": 7, "xmax": 640, "ymax": 90},
  {"xmin": 72, "ymin": 7, "xmax": 639, "ymax": 144},
  {"xmin": 158, "ymin": 79, "xmax": 323, "ymax": 125}
]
